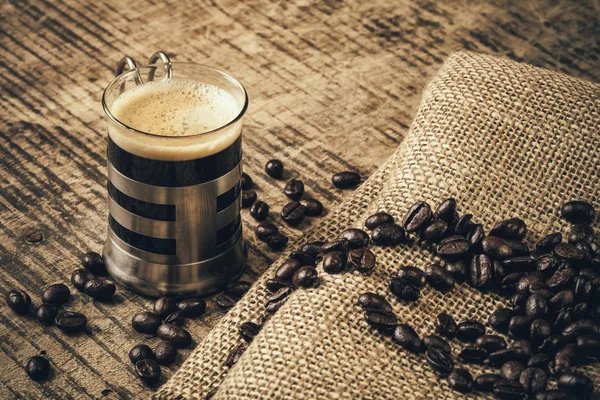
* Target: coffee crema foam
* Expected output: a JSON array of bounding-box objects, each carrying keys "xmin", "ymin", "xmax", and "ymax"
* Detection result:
[{"xmin": 108, "ymin": 79, "xmax": 243, "ymax": 161}]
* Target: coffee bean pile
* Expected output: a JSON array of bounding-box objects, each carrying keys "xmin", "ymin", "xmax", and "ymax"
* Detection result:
[
  {"xmin": 357, "ymin": 199, "xmax": 599, "ymax": 398},
  {"xmin": 129, "ymin": 295, "xmax": 206, "ymax": 384}
]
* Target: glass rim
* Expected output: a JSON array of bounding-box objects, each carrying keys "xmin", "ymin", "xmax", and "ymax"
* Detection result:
[{"xmin": 102, "ymin": 62, "xmax": 248, "ymax": 140}]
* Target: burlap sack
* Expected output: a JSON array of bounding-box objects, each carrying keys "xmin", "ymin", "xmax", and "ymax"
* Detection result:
[{"xmin": 155, "ymin": 52, "xmax": 600, "ymax": 399}]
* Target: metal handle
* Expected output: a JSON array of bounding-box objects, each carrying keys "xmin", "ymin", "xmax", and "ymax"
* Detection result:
[{"xmin": 115, "ymin": 51, "xmax": 172, "ymax": 83}]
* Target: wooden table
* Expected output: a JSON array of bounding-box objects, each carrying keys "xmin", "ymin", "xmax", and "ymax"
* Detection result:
[{"xmin": 1, "ymin": 0, "xmax": 599, "ymax": 398}]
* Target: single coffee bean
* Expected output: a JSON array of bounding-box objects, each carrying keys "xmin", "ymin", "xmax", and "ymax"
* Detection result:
[
  {"xmin": 490, "ymin": 218, "xmax": 527, "ymax": 241},
  {"xmin": 284, "ymin": 179, "xmax": 304, "ymax": 201},
  {"xmin": 549, "ymin": 352, "xmax": 574, "ymax": 378},
  {"xmin": 265, "ymin": 159, "xmax": 284, "ymax": 179},
  {"xmin": 493, "ymin": 380, "xmax": 527, "ymax": 399},
  {"xmin": 454, "ymin": 214, "xmax": 473, "ymax": 236},
  {"xmin": 508, "ymin": 316, "xmax": 532, "ymax": 339},
  {"xmin": 511, "ymin": 293, "xmax": 527, "ymax": 314},
  {"xmin": 577, "ymin": 334, "xmax": 600, "ymax": 360},
  {"xmin": 157, "ymin": 324, "xmax": 192, "ymax": 348},
  {"xmin": 371, "ymin": 223, "xmax": 405, "ymax": 246},
  {"xmin": 164, "ymin": 311, "xmax": 185, "ymax": 326},
  {"xmin": 436, "ymin": 235, "xmax": 470, "ymax": 259},
  {"xmin": 266, "ymin": 233, "xmax": 289, "ymax": 250},
  {"xmin": 503, "ymin": 256, "xmax": 537, "ymax": 273},
  {"xmin": 265, "ymin": 278, "xmax": 290, "ymax": 293},
  {"xmin": 557, "ymin": 372, "xmax": 594, "ymax": 398},
  {"xmin": 225, "ymin": 342, "xmax": 247, "ymax": 367},
  {"xmin": 489, "ymin": 308, "xmax": 513, "ymax": 333},
  {"xmin": 435, "ymin": 312, "xmax": 457, "ymax": 338},
  {"xmin": 528, "ymin": 353, "xmax": 552, "ymax": 369},
  {"xmin": 536, "ymin": 254, "xmax": 559, "ymax": 276},
  {"xmin": 322, "ymin": 251, "xmax": 347, "ymax": 274},
  {"xmin": 281, "ymin": 201, "xmax": 306, "ymax": 226},
  {"xmin": 241, "ymin": 172, "xmax": 253, "ymax": 190},
  {"xmin": 389, "ymin": 277, "xmax": 420, "ymax": 302},
  {"xmin": 548, "ymin": 290, "xmax": 574, "ymax": 314},
  {"xmin": 266, "ymin": 286, "xmax": 293, "ymax": 313},
  {"xmin": 224, "ymin": 281, "xmax": 251, "ymax": 300},
  {"xmin": 396, "ymin": 266, "xmax": 427, "ymax": 288},
  {"xmin": 420, "ymin": 219, "xmax": 449, "ymax": 243},
  {"xmin": 534, "ymin": 389, "xmax": 576, "ymax": 400},
  {"xmin": 249, "ymin": 201, "xmax": 269, "ymax": 221},
  {"xmin": 501, "ymin": 272, "xmax": 526, "ymax": 295},
  {"xmin": 55, "ymin": 311, "xmax": 87, "ymax": 333},
  {"xmin": 135, "ymin": 359, "xmax": 161, "ymax": 384},
  {"xmin": 6, "ymin": 289, "xmax": 31, "ymax": 315},
  {"xmin": 456, "ymin": 320, "xmax": 485, "ymax": 342},
  {"xmin": 470, "ymin": 254, "xmax": 494, "ymax": 289},
  {"xmin": 574, "ymin": 275, "xmax": 593, "ymax": 302},
  {"xmin": 536, "ymin": 232, "xmax": 563, "ymax": 253},
  {"xmin": 434, "ymin": 198, "xmax": 459, "ymax": 224},
  {"xmin": 321, "ymin": 238, "xmax": 349, "ymax": 253},
  {"xmin": 467, "ymin": 223, "xmax": 485, "ymax": 249},
  {"xmin": 422, "ymin": 335, "xmax": 451, "ymax": 354},
  {"xmin": 516, "ymin": 272, "xmax": 545, "ymax": 294},
  {"xmin": 530, "ymin": 319, "xmax": 552, "ymax": 346},
  {"xmin": 547, "ymin": 268, "xmax": 576, "ymax": 291},
  {"xmin": 445, "ymin": 259, "xmax": 469, "ymax": 283},
  {"xmin": 447, "ymin": 367, "xmax": 473, "ymax": 393},
  {"xmin": 241, "ymin": 190, "xmax": 257, "ymax": 208},
  {"xmin": 425, "ymin": 347, "xmax": 453, "ymax": 375},
  {"xmin": 177, "ymin": 298, "xmax": 206, "ymax": 318},
  {"xmin": 538, "ymin": 335, "xmax": 566, "ymax": 356},
  {"xmin": 458, "ymin": 345, "xmax": 488, "ymax": 364},
  {"xmin": 290, "ymin": 250, "xmax": 316, "ymax": 266},
  {"xmin": 255, "ymin": 221, "xmax": 278, "ymax": 242},
  {"xmin": 474, "ymin": 373, "xmax": 502, "ymax": 392},
  {"xmin": 509, "ymin": 240, "xmax": 530, "ymax": 257},
  {"xmin": 81, "ymin": 251, "xmax": 106, "ymax": 275},
  {"xmin": 42, "ymin": 283, "xmax": 70, "ymax": 306},
  {"xmin": 239, "ymin": 321, "xmax": 261, "ymax": 343},
  {"xmin": 520, "ymin": 367, "xmax": 548, "ymax": 395},
  {"xmin": 332, "ymin": 171, "xmax": 361, "ymax": 189},
  {"xmin": 510, "ymin": 340, "xmax": 534, "ymax": 358},
  {"xmin": 301, "ymin": 241, "xmax": 324, "ymax": 259},
  {"xmin": 365, "ymin": 212, "xmax": 394, "ymax": 230},
  {"xmin": 482, "ymin": 236, "xmax": 513, "ymax": 259},
  {"xmin": 26, "ymin": 355, "xmax": 50, "ymax": 381},
  {"xmin": 357, "ymin": 292, "xmax": 393, "ymax": 312},
  {"xmin": 299, "ymin": 199, "xmax": 323, "ymax": 217},
  {"xmin": 554, "ymin": 243, "xmax": 585, "ymax": 263},
  {"xmin": 275, "ymin": 259, "xmax": 303, "ymax": 281},
  {"xmin": 36, "ymin": 304, "xmax": 58, "ymax": 325},
  {"xmin": 348, "ymin": 248, "xmax": 376, "ymax": 273},
  {"xmin": 561, "ymin": 319, "xmax": 598, "ymax": 342},
  {"xmin": 154, "ymin": 297, "xmax": 178, "ymax": 319},
  {"xmin": 526, "ymin": 294, "xmax": 548, "ymax": 319},
  {"xmin": 393, "ymin": 324, "xmax": 423, "ymax": 353},
  {"xmin": 402, "ymin": 201, "xmax": 432, "ymax": 232},
  {"xmin": 425, "ymin": 263, "xmax": 455, "ymax": 292},
  {"xmin": 489, "ymin": 347, "xmax": 529, "ymax": 366},
  {"xmin": 154, "ymin": 341, "xmax": 177, "ymax": 365},
  {"xmin": 568, "ymin": 224, "xmax": 594, "ymax": 244},
  {"xmin": 561, "ymin": 200, "xmax": 595, "ymax": 224},
  {"xmin": 364, "ymin": 308, "xmax": 397, "ymax": 333},
  {"xmin": 292, "ymin": 266, "xmax": 319, "ymax": 288},
  {"xmin": 129, "ymin": 344, "xmax": 155, "ymax": 364},
  {"xmin": 132, "ymin": 312, "xmax": 162, "ymax": 334},
  {"xmin": 475, "ymin": 335, "xmax": 507, "ymax": 353},
  {"xmin": 84, "ymin": 278, "xmax": 116, "ymax": 301},
  {"xmin": 70, "ymin": 269, "xmax": 94, "ymax": 292},
  {"xmin": 337, "ymin": 228, "xmax": 370, "ymax": 249},
  {"xmin": 553, "ymin": 308, "xmax": 573, "ymax": 332}
]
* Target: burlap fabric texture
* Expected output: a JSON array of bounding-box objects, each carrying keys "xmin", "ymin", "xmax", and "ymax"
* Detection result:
[{"xmin": 155, "ymin": 52, "xmax": 600, "ymax": 399}]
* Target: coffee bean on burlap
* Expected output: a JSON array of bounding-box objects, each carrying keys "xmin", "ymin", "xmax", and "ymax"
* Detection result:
[
  {"xmin": 560, "ymin": 200, "xmax": 595, "ymax": 224},
  {"xmin": 81, "ymin": 251, "xmax": 106, "ymax": 275},
  {"xmin": 71, "ymin": 269, "xmax": 94, "ymax": 291},
  {"xmin": 422, "ymin": 335, "xmax": 451, "ymax": 355},
  {"xmin": 389, "ymin": 277, "xmax": 420, "ymax": 302},
  {"xmin": 364, "ymin": 308, "xmax": 397, "ymax": 333},
  {"xmin": 534, "ymin": 389, "xmax": 576, "ymax": 399},
  {"xmin": 489, "ymin": 308, "xmax": 513, "ymax": 333},
  {"xmin": 561, "ymin": 319, "xmax": 598, "ymax": 342},
  {"xmin": 265, "ymin": 159, "xmax": 284, "ymax": 179},
  {"xmin": 526, "ymin": 294, "xmax": 548, "ymax": 319},
  {"xmin": 493, "ymin": 380, "xmax": 527, "ymax": 399},
  {"xmin": 281, "ymin": 201, "xmax": 306, "ymax": 226},
  {"xmin": 447, "ymin": 368, "xmax": 473, "ymax": 393},
  {"xmin": 164, "ymin": 311, "xmax": 185, "ymax": 326},
  {"xmin": 357, "ymin": 292, "xmax": 393, "ymax": 312},
  {"xmin": 42, "ymin": 283, "xmax": 70, "ymax": 306},
  {"xmin": 508, "ymin": 240, "xmax": 530, "ymax": 257},
  {"xmin": 132, "ymin": 312, "xmax": 162, "ymax": 334},
  {"xmin": 444, "ymin": 259, "xmax": 469, "ymax": 283},
  {"xmin": 255, "ymin": 221, "xmax": 278, "ymax": 242},
  {"xmin": 568, "ymin": 224, "xmax": 594, "ymax": 244},
  {"xmin": 266, "ymin": 286, "xmax": 293, "ymax": 313},
  {"xmin": 154, "ymin": 341, "xmax": 178, "ymax": 365},
  {"xmin": 365, "ymin": 212, "xmax": 394, "ymax": 230},
  {"xmin": 6, "ymin": 289, "xmax": 31, "ymax": 315},
  {"xmin": 301, "ymin": 241, "xmax": 325, "ymax": 259},
  {"xmin": 157, "ymin": 324, "xmax": 192, "ymax": 348},
  {"xmin": 135, "ymin": 359, "xmax": 161, "ymax": 384},
  {"xmin": 55, "ymin": 311, "xmax": 87, "ymax": 333},
  {"xmin": 129, "ymin": 344, "xmax": 155, "ymax": 364},
  {"xmin": 538, "ymin": 335, "xmax": 566, "ymax": 356},
  {"xmin": 458, "ymin": 345, "xmax": 488, "ymax": 364},
  {"xmin": 425, "ymin": 263, "xmax": 455, "ymax": 292},
  {"xmin": 481, "ymin": 236, "xmax": 513, "ymax": 259},
  {"xmin": 456, "ymin": 320, "xmax": 485, "ymax": 342},
  {"xmin": 337, "ymin": 228, "xmax": 370, "ymax": 249},
  {"xmin": 501, "ymin": 360, "xmax": 525, "ymax": 381},
  {"xmin": 466, "ymin": 223, "xmax": 485, "ymax": 249},
  {"xmin": 392, "ymin": 324, "xmax": 423, "ymax": 353},
  {"xmin": 239, "ymin": 321, "xmax": 261, "ymax": 343},
  {"xmin": 520, "ymin": 367, "xmax": 548, "ymax": 395},
  {"xmin": 470, "ymin": 254, "xmax": 493, "ymax": 289},
  {"xmin": 321, "ymin": 238, "xmax": 349, "ymax": 253},
  {"xmin": 402, "ymin": 201, "xmax": 432, "ymax": 232},
  {"xmin": 475, "ymin": 335, "xmax": 507, "ymax": 353},
  {"xmin": 332, "ymin": 171, "xmax": 361, "ymax": 189},
  {"xmin": 536, "ymin": 232, "xmax": 562, "ymax": 253},
  {"xmin": 420, "ymin": 219, "xmax": 449, "ymax": 243},
  {"xmin": 436, "ymin": 235, "xmax": 470, "ymax": 259},
  {"xmin": 241, "ymin": 172, "xmax": 253, "ymax": 190},
  {"xmin": 453, "ymin": 214, "xmax": 473, "ymax": 236},
  {"xmin": 371, "ymin": 223, "xmax": 405, "ymax": 246},
  {"xmin": 275, "ymin": 259, "xmax": 303, "ymax": 282},
  {"xmin": 433, "ymin": 198, "xmax": 459, "ymax": 224},
  {"xmin": 266, "ymin": 233, "xmax": 289, "ymax": 250},
  {"xmin": 26, "ymin": 356, "xmax": 50, "ymax": 381},
  {"xmin": 225, "ymin": 343, "xmax": 248, "ymax": 368},
  {"xmin": 36, "ymin": 304, "xmax": 58, "ymax": 325},
  {"xmin": 265, "ymin": 279, "xmax": 290, "ymax": 293},
  {"xmin": 557, "ymin": 372, "xmax": 594, "ymax": 398},
  {"xmin": 241, "ymin": 190, "xmax": 257, "ymax": 208},
  {"xmin": 348, "ymin": 248, "xmax": 376, "ymax": 273},
  {"xmin": 425, "ymin": 347, "xmax": 453, "ymax": 375},
  {"xmin": 299, "ymin": 199, "xmax": 323, "ymax": 217},
  {"xmin": 490, "ymin": 218, "xmax": 527, "ymax": 240},
  {"xmin": 323, "ymin": 251, "xmax": 347, "ymax": 274},
  {"xmin": 508, "ymin": 316, "xmax": 533, "ymax": 339},
  {"xmin": 530, "ymin": 319, "xmax": 552, "ymax": 347},
  {"xmin": 548, "ymin": 290, "xmax": 574, "ymax": 314},
  {"xmin": 536, "ymin": 254, "xmax": 559, "ymax": 277},
  {"xmin": 396, "ymin": 266, "xmax": 427, "ymax": 288},
  {"xmin": 284, "ymin": 179, "xmax": 304, "ymax": 201},
  {"xmin": 554, "ymin": 243, "xmax": 585, "ymax": 264},
  {"xmin": 489, "ymin": 348, "xmax": 529, "ymax": 366},
  {"xmin": 474, "ymin": 373, "xmax": 502, "ymax": 392},
  {"xmin": 250, "ymin": 201, "xmax": 269, "ymax": 221},
  {"xmin": 292, "ymin": 266, "xmax": 319, "ymax": 288},
  {"xmin": 435, "ymin": 312, "xmax": 457, "ymax": 338},
  {"xmin": 547, "ymin": 268, "xmax": 576, "ymax": 291}
]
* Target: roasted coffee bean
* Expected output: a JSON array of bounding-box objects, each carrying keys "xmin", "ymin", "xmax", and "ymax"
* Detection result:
[
  {"xmin": 389, "ymin": 277, "xmax": 420, "ymax": 302},
  {"xmin": 393, "ymin": 324, "xmax": 423, "ymax": 353},
  {"xmin": 549, "ymin": 290, "xmax": 574, "ymax": 313},
  {"xmin": 420, "ymin": 219, "xmax": 449, "ymax": 242},
  {"xmin": 275, "ymin": 259, "xmax": 303, "ymax": 281},
  {"xmin": 255, "ymin": 221, "xmax": 278, "ymax": 242},
  {"xmin": 135, "ymin": 359, "xmax": 160, "ymax": 384},
  {"xmin": 364, "ymin": 308, "xmax": 397, "ymax": 333},
  {"xmin": 322, "ymin": 251, "xmax": 347, "ymax": 274},
  {"xmin": 290, "ymin": 251, "xmax": 315, "ymax": 267},
  {"xmin": 536, "ymin": 232, "xmax": 563, "ymax": 253},
  {"xmin": 70, "ymin": 269, "xmax": 94, "ymax": 292},
  {"xmin": 266, "ymin": 233, "xmax": 289, "ymax": 250},
  {"xmin": 332, "ymin": 171, "xmax": 361, "ymax": 189},
  {"xmin": 241, "ymin": 172, "xmax": 253, "ymax": 190},
  {"xmin": 503, "ymin": 256, "xmax": 537, "ymax": 273},
  {"xmin": 475, "ymin": 335, "xmax": 507, "ymax": 353},
  {"xmin": 129, "ymin": 344, "xmax": 155, "ymax": 364},
  {"xmin": 371, "ymin": 223, "xmax": 405, "ymax": 246},
  {"xmin": 509, "ymin": 316, "xmax": 532, "ymax": 339},
  {"xmin": 538, "ymin": 335, "xmax": 566, "ymax": 356},
  {"xmin": 561, "ymin": 319, "xmax": 598, "ymax": 342},
  {"xmin": 226, "ymin": 281, "xmax": 251, "ymax": 299},
  {"xmin": 458, "ymin": 345, "xmax": 488, "ymax": 364},
  {"xmin": 516, "ymin": 272, "xmax": 544, "ymax": 294},
  {"xmin": 509, "ymin": 241, "xmax": 530, "ymax": 257},
  {"xmin": 216, "ymin": 294, "xmax": 238, "ymax": 310},
  {"xmin": 164, "ymin": 311, "xmax": 184, "ymax": 326},
  {"xmin": 249, "ymin": 201, "xmax": 269, "ymax": 221},
  {"xmin": 528, "ymin": 353, "xmax": 552, "ymax": 369},
  {"xmin": 435, "ymin": 313, "xmax": 457, "ymax": 338},
  {"xmin": 301, "ymin": 241, "xmax": 324, "ymax": 259},
  {"xmin": 554, "ymin": 243, "xmax": 585, "ymax": 263},
  {"xmin": 489, "ymin": 347, "xmax": 529, "ymax": 366},
  {"xmin": 568, "ymin": 224, "xmax": 594, "ymax": 244},
  {"xmin": 489, "ymin": 308, "xmax": 513, "ymax": 333},
  {"xmin": 474, "ymin": 373, "xmax": 502, "ymax": 392},
  {"xmin": 520, "ymin": 367, "xmax": 548, "ymax": 395},
  {"xmin": 154, "ymin": 297, "xmax": 178, "ymax": 319},
  {"xmin": 402, "ymin": 201, "xmax": 432, "ymax": 232},
  {"xmin": 561, "ymin": 200, "xmax": 595, "ymax": 224},
  {"xmin": 337, "ymin": 228, "xmax": 370, "ymax": 249},
  {"xmin": 490, "ymin": 218, "xmax": 527, "ymax": 241},
  {"xmin": 425, "ymin": 347, "xmax": 453, "ymax": 375},
  {"xmin": 530, "ymin": 319, "xmax": 552, "ymax": 346},
  {"xmin": 321, "ymin": 238, "xmax": 349, "ymax": 253},
  {"xmin": 396, "ymin": 266, "xmax": 427, "ymax": 288},
  {"xmin": 154, "ymin": 341, "xmax": 177, "ymax": 366},
  {"xmin": 357, "ymin": 292, "xmax": 393, "ymax": 312},
  {"xmin": 445, "ymin": 259, "xmax": 469, "ymax": 283},
  {"xmin": 157, "ymin": 324, "xmax": 192, "ymax": 348},
  {"xmin": 365, "ymin": 212, "xmax": 394, "ymax": 230},
  {"xmin": 425, "ymin": 263, "xmax": 455, "ymax": 292},
  {"xmin": 574, "ymin": 276, "xmax": 593, "ymax": 302},
  {"xmin": 470, "ymin": 254, "xmax": 494, "ymax": 289},
  {"xmin": 284, "ymin": 179, "xmax": 304, "ymax": 201},
  {"xmin": 266, "ymin": 286, "xmax": 293, "ymax": 313},
  {"xmin": 501, "ymin": 272, "xmax": 526, "ymax": 295},
  {"xmin": 436, "ymin": 235, "xmax": 470, "ymax": 259},
  {"xmin": 467, "ymin": 223, "xmax": 485, "ymax": 249},
  {"xmin": 553, "ymin": 308, "xmax": 573, "ymax": 332},
  {"xmin": 281, "ymin": 201, "xmax": 306, "ymax": 226},
  {"xmin": 448, "ymin": 367, "xmax": 473, "ymax": 393},
  {"xmin": 6, "ymin": 289, "xmax": 31, "ymax": 315},
  {"xmin": 534, "ymin": 389, "xmax": 575, "ymax": 400},
  {"xmin": 265, "ymin": 279, "xmax": 290, "ymax": 293},
  {"xmin": 433, "ymin": 198, "xmax": 458, "ymax": 224},
  {"xmin": 348, "ymin": 248, "xmax": 376, "ymax": 273},
  {"xmin": 83, "ymin": 278, "xmax": 116, "ymax": 301},
  {"xmin": 536, "ymin": 254, "xmax": 559, "ymax": 276},
  {"xmin": 482, "ymin": 236, "xmax": 513, "ymax": 259},
  {"xmin": 511, "ymin": 293, "xmax": 527, "ymax": 314},
  {"xmin": 42, "ymin": 283, "xmax": 70, "ymax": 306},
  {"xmin": 493, "ymin": 380, "xmax": 527, "ymax": 399},
  {"xmin": 526, "ymin": 294, "xmax": 548, "ymax": 319},
  {"xmin": 577, "ymin": 334, "xmax": 600, "ymax": 358},
  {"xmin": 26, "ymin": 355, "xmax": 50, "ymax": 381},
  {"xmin": 241, "ymin": 190, "xmax": 257, "ymax": 208},
  {"xmin": 225, "ymin": 342, "xmax": 247, "ymax": 367},
  {"xmin": 265, "ymin": 159, "xmax": 284, "ymax": 179},
  {"xmin": 81, "ymin": 251, "xmax": 106, "ymax": 275},
  {"xmin": 299, "ymin": 199, "xmax": 323, "ymax": 217},
  {"xmin": 549, "ymin": 353, "xmax": 574, "ymax": 377},
  {"xmin": 55, "ymin": 311, "xmax": 87, "ymax": 333},
  {"xmin": 501, "ymin": 361, "xmax": 525, "ymax": 381},
  {"xmin": 456, "ymin": 320, "xmax": 485, "ymax": 342},
  {"xmin": 547, "ymin": 268, "xmax": 576, "ymax": 291},
  {"xmin": 557, "ymin": 372, "xmax": 594, "ymax": 398},
  {"xmin": 36, "ymin": 304, "xmax": 58, "ymax": 325},
  {"xmin": 177, "ymin": 298, "xmax": 206, "ymax": 318},
  {"xmin": 239, "ymin": 321, "xmax": 261, "ymax": 343},
  {"xmin": 292, "ymin": 266, "xmax": 319, "ymax": 288},
  {"xmin": 454, "ymin": 214, "xmax": 473, "ymax": 236},
  {"xmin": 132, "ymin": 312, "xmax": 162, "ymax": 334},
  {"xmin": 511, "ymin": 340, "xmax": 534, "ymax": 358},
  {"xmin": 422, "ymin": 335, "xmax": 451, "ymax": 354}
]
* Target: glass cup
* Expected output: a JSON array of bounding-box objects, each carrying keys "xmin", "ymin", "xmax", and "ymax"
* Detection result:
[{"xmin": 102, "ymin": 62, "xmax": 248, "ymax": 297}]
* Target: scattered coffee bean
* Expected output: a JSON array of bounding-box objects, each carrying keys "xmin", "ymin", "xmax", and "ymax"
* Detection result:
[
  {"xmin": 490, "ymin": 218, "xmax": 527, "ymax": 241},
  {"xmin": 357, "ymin": 292, "xmax": 393, "ymax": 312},
  {"xmin": 520, "ymin": 367, "xmax": 548, "ymax": 395},
  {"xmin": 164, "ymin": 311, "xmax": 185, "ymax": 326},
  {"xmin": 255, "ymin": 221, "xmax": 278, "ymax": 242},
  {"xmin": 81, "ymin": 251, "xmax": 106, "ymax": 275},
  {"xmin": 396, "ymin": 266, "xmax": 427, "ymax": 288},
  {"xmin": 177, "ymin": 298, "xmax": 206, "ymax": 318},
  {"xmin": 561, "ymin": 319, "xmax": 598, "ymax": 342},
  {"xmin": 561, "ymin": 200, "xmax": 595, "ymax": 224},
  {"xmin": 433, "ymin": 198, "xmax": 458, "ymax": 224},
  {"xmin": 489, "ymin": 347, "xmax": 529, "ymax": 366},
  {"xmin": 239, "ymin": 321, "xmax": 261, "ymax": 343},
  {"xmin": 154, "ymin": 341, "xmax": 177, "ymax": 365},
  {"xmin": 474, "ymin": 373, "xmax": 502, "ymax": 392},
  {"xmin": 292, "ymin": 266, "xmax": 319, "ymax": 288},
  {"xmin": 275, "ymin": 259, "xmax": 303, "ymax": 282},
  {"xmin": 475, "ymin": 335, "xmax": 507, "ymax": 353},
  {"xmin": 348, "ymin": 248, "xmax": 376, "ymax": 273},
  {"xmin": 538, "ymin": 335, "xmax": 566, "ymax": 356},
  {"xmin": 266, "ymin": 233, "xmax": 289, "ymax": 250},
  {"xmin": 493, "ymin": 380, "xmax": 527, "ymax": 399},
  {"xmin": 241, "ymin": 190, "xmax": 257, "ymax": 208},
  {"xmin": 364, "ymin": 308, "xmax": 397, "ymax": 333},
  {"xmin": 299, "ymin": 199, "xmax": 323, "ymax": 217},
  {"xmin": 402, "ymin": 201, "xmax": 432, "ymax": 233},
  {"xmin": 337, "ymin": 228, "xmax": 370, "ymax": 249},
  {"xmin": 526, "ymin": 294, "xmax": 548, "ymax": 319},
  {"xmin": 435, "ymin": 313, "xmax": 457, "ymax": 338},
  {"xmin": 332, "ymin": 171, "xmax": 361, "ymax": 189},
  {"xmin": 557, "ymin": 372, "xmax": 594, "ymax": 398},
  {"xmin": 26, "ymin": 355, "xmax": 50, "ymax": 381},
  {"xmin": 530, "ymin": 319, "xmax": 552, "ymax": 346},
  {"xmin": 227, "ymin": 281, "xmax": 251, "ymax": 298},
  {"xmin": 266, "ymin": 286, "xmax": 293, "ymax": 313},
  {"xmin": 447, "ymin": 367, "xmax": 473, "ymax": 393},
  {"xmin": 470, "ymin": 254, "xmax": 493, "ymax": 289},
  {"xmin": 301, "ymin": 241, "xmax": 324, "ymax": 259},
  {"xmin": 265, "ymin": 159, "xmax": 284, "ymax": 179},
  {"xmin": 83, "ymin": 278, "xmax": 116, "ymax": 301},
  {"xmin": 568, "ymin": 223, "xmax": 594, "ymax": 244},
  {"xmin": 225, "ymin": 342, "xmax": 247, "ymax": 367},
  {"xmin": 456, "ymin": 320, "xmax": 485, "ymax": 342},
  {"xmin": 425, "ymin": 347, "xmax": 453, "ymax": 375},
  {"xmin": 553, "ymin": 243, "xmax": 585, "ymax": 264},
  {"xmin": 321, "ymin": 238, "xmax": 349, "ymax": 253},
  {"xmin": 534, "ymin": 389, "xmax": 575, "ymax": 400},
  {"xmin": 129, "ymin": 344, "xmax": 155, "ymax": 364},
  {"xmin": 436, "ymin": 235, "xmax": 470, "ymax": 259},
  {"xmin": 553, "ymin": 308, "xmax": 573, "ymax": 332},
  {"xmin": 132, "ymin": 312, "xmax": 162, "ymax": 334},
  {"xmin": 71, "ymin": 269, "xmax": 94, "ymax": 292},
  {"xmin": 289, "ymin": 250, "xmax": 315, "ymax": 267},
  {"xmin": 454, "ymin": 214, "xmax": 473, "ymax": 236},
  {"xmin": 389, "ymin": 277, "xmax": 420, "ymax": 302},
  {"xmin": 154, "ymin": 297, "xmax": 178, "ymax": 319},
  {"xmin": 528, "ymin": 353, "xmax": 551, "ymax": 369},
  {"xmin": 482, "ymin": 236, "xmax": 513, "ymax": 259},
  {"xmin": 577, "ymin": 334, "xmax": 600, "ymax": 358},
  {"xmin": 371, "ymin": 223, "xmax": 405, "ymax": 246},
  {"xmin": 508, "ymin": 240, "xmax": 530, "ymax": 256},
  {"xmin": 365, "ymin": 212, "xmax": 394, "ymax": 230},
  {"xmin": 392, "ymin": 324, "xmax": 423, "ymax": 353},
  {"xmin": 42, "ymin": 283, "xmax": 70, "ymax": 306},
  {"xmin": 536, "ymin": 232, "xmax": 562, "ymax": 253},
  {"xmin": 508, "ymin": 316, "xmax": 532, "ymax": 339},
  {"xmin": 422, "ymin": 335, "xmax": 451, "ymax": 355},
  {"xmin": 444, "ymin": 259, "xmax": 469, "ymax": 283},
  {"xmin": 265, "ymin": 278, "xmax": 290, "ymax": 293},
  {"xmin": 421, "ymin": 219, "xmax": 449, "ymax": 242},
  {"xmin": 458, "ymin": 345, "xmax": 488, "ymax": 364},
  {"xmin": 284, "ymin": 179, "xmax": 304, "ymax": 201},
  {"xmin": 241, "ymin": 172, "xmax": 253, "ymax": 190},
  {"xmin": 157, "ymin": 324, "xmax": 192, "ymax": 348},
  {"xmin": 36, "ymin": 304, "xmax": 58, "ymax": 325},
  {"xmin": 511, "ymin": 340, "xmax": 533, "ymax": 359},
  {"xmin": 281, "ymin": 201, "xmax": 306, "ymax": 226},
  {"xmin": 425, "ymin": 263, "xmax": 455, "ymax": 292},
  {"xmin": 501, "ymin": 360, "xmax": 525, "ymax": 381},
  {"xmin": 322, "ymin": 251, "xmax": 347, "ymax": 274},
  {"xmin": 249, "ymin": 201, "xmax": 269, "ymax": 221},
  {"xmin": 6, "ymin": 289, "xmax": 31, "ymax": 315},
  {"xmin": 55, "ymin": 311, "xmax": 87, "ymax": 333},
  {"xmin": 489, "ymin": 308, "xmax": 513, "ymax": 333},
  {"xmin": 135, "ymin": 359, "xmax": 160, "ymax": 384}
]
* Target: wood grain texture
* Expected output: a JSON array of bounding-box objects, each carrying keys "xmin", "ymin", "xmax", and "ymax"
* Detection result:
[{"xmin": 0, "ymin": 0, "xmax": 599, "ymax": 398}]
